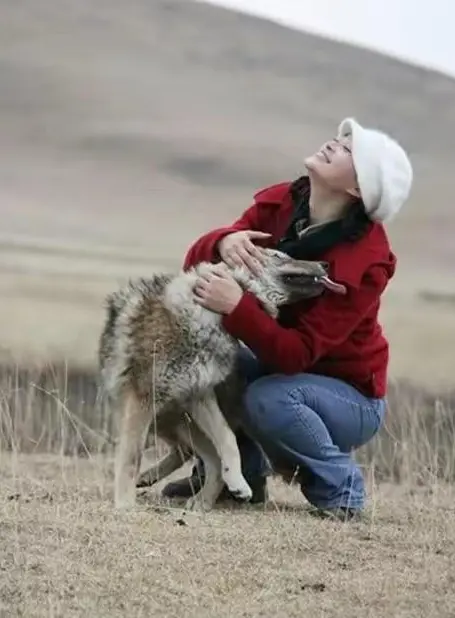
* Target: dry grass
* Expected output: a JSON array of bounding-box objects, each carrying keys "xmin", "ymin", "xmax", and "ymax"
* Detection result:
[
  {"xmin": 1, "ymin": 365, "xmax": 455, "ymax": 616},
  {"xmin": 2, "ymin": 453, "xmax": 455, "ymax": 618},
  {"xmin": 2, "ymin": 363, "xmax": 455, "ymax": 483}
]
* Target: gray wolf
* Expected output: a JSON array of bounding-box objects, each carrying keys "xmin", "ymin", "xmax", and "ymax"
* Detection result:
[{"xmin": 98, "ymin": 248, "xmax": 346, "ymax": 511}]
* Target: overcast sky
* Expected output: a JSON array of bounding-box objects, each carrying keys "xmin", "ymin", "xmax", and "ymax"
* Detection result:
[{"xmin": 197, "ymin": 0, "xmax": 455, "ymax": 78}]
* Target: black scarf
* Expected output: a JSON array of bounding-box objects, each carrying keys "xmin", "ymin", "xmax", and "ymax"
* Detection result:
[{"xmin": 275, "ymin": 176, "xmax": 371, "ymax": 260}]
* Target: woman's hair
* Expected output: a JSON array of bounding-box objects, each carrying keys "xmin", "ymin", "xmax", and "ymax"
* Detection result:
[
  {"xmin": 290, "ymin": 175, "xmax": 372, "ymax": 242},
  {"xmin": 342, "ymin": 199, "xmax": 372, "ymax": 242}
]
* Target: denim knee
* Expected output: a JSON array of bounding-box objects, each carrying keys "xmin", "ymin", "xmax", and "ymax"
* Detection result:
[{"xmin": 243, "ymin": 376, "xmax": 284, "ymax": 436}]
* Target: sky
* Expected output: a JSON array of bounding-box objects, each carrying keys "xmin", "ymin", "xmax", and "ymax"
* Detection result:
[{"xmin": 197, "ymin": 0, "xmax": 455, "ymax": 79}]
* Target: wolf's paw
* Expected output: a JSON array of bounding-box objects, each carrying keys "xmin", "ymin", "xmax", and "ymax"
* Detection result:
[{"xmin": 222, "ymin": 469, "xmax": 252, "ymax": 502}]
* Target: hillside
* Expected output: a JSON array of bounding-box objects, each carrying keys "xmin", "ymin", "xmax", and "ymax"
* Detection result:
[{"xmin": 1, "ymin": 0, "xmax": 454, "ymax": 386}]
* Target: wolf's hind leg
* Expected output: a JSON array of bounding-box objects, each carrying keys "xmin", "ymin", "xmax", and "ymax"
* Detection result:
[
  {"xmin": 136, "ymin": 446, "xmax": 190, "ymax": 487},
  {"xmin": 114, "ymin": 390, "xmax": 151, "ymax": 509}
]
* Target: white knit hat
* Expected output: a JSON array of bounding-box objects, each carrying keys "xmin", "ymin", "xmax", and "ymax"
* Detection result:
[{"xmin": 337, "ymin": 117, "xmax": 413, "ymax": 223}]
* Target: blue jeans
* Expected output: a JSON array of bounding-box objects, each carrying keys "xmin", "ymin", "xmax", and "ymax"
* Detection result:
[{"xmin": 230, "ymin": 345, "xmax": 386, "ymax": 510}]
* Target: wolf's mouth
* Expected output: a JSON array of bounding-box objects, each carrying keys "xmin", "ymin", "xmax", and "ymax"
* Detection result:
[
  {"xmin": 283, "ymin": 273, "xmax": 346, "ymax": 295},
  {"xmin": 319, "ymin": 275, "xmax": 347, "ymax": 295}
]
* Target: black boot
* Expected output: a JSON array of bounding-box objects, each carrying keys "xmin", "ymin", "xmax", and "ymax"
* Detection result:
[
  {"xmin": 306, "ymin": 506, "xmax": 363, "ymax": 522},
  {"xmin": 161, "ymin": 462, "xmax": 205, "ymax": 499},
  {"xmin": 161, "ymin": 460, "xmax": 268, "ymax": 504}
]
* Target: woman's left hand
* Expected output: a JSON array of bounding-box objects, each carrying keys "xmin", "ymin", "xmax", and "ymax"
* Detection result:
[{"xmin": 194, "ymin": 264, "xmax": 243, "ymax": 314}]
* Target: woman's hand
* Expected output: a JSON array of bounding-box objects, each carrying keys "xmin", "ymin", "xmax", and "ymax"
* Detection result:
[
  {"xmin": 194, "ymin": 264, "xmax": 243, "ymax": 315},
  {"xmin": 218, "ymin": 230, "xmax": 271, "ymax": 274}
]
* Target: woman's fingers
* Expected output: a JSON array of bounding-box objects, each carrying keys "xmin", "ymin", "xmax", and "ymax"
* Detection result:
[
  {"xmin": 245, "ymin": 231, "xmax": 271, "ymax": 262},
  {"xmin": 220, "ymin": 235, "xmax": 268, "ymax": 273},
  {"xmin": 194, "ymin": 268, "xmax": 227, "ymax": 298},
  {"xmin": 224, "ymin": 248, "xmax": 245, "ymax": 269},
  {"xmin": 194, "ymin": 283, "xmax": 206, "ymax": 296},
  {"xmin": 235, "ymin": 244, "xmax": 263, "ymax": 274},
  {"xmin": 242, "ymin": 239, "xmax": 267, "ymax": 267},
  {"xmin": 222, "ymin": 242, "xmax": 263, "ymax": 274},
  {"xmin": 245, "ymin": 231, "xmax": 272, "ymax": 241}
]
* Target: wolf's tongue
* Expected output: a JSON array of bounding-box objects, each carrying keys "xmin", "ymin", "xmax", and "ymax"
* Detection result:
[{"xmin": 320, "ymin": 276, "xmax": 347, "ymax": 295}]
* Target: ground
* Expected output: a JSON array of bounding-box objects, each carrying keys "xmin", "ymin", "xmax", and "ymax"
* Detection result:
[{"xmin": 2, "ymin": 453, "xmax": 455, "ymax": 618}]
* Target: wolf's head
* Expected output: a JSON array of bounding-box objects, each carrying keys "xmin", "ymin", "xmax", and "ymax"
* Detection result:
[{"xmin": 229, "ymin": 248, "xmax": 347, "ymax": 317}]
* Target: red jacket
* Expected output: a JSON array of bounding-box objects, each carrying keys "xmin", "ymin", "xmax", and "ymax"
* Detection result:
[{"xmin": 183, "ymin": 182, "xmax": 397, "ymax": 398}]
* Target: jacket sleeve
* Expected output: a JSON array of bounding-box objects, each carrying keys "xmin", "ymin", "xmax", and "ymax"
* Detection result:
[{"xmin": 221, "ymin": 264, "xmax": 389, "ymax": 374}]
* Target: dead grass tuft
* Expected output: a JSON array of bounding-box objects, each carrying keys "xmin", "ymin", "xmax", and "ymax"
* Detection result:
[{"xmin": 1, "ymin": 362, "xmax": 455, "ymax": 484}]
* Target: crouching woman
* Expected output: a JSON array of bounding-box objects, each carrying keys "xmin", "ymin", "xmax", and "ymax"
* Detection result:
[{"xmin": 162, "ymin": 117, "xmax": 413, "ymax": 520}]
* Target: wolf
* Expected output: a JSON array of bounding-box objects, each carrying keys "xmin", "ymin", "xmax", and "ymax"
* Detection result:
[{"xmin": 98, "ymin": 248, "xmax": 347, "ymax": 511}]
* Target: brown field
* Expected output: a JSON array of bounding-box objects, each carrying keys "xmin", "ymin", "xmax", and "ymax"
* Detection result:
[
  {"xmin": 2, "ymin": 452, "xmax": 455, "ymax": 618},
  {"xmin": 1, "ymin": 1, "xmax": 455, "ymax": 616}
]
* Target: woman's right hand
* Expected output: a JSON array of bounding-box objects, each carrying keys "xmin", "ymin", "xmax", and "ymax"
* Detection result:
[{"xmin": 218, "ymin": 230, "xmax": 271, "ymax": 274}]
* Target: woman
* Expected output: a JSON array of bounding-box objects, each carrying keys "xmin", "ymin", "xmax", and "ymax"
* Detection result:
[{"xmin": 162, "ymin": 117, "xmax": 413, "ymax": 520}]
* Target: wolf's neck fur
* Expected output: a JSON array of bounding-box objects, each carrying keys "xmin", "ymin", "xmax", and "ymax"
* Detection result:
[
  {"xmin": 163, "ymin": 262, "xmax": 278, "ymax": 324},
  {"xmin": 226, "ymin": 265, "xmax": 279, "ymax": 318}
]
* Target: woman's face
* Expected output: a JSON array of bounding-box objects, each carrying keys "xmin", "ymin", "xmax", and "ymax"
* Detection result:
[{"xmin": 304, "ymin": 135, "xmax": 360, "ymax": 197}]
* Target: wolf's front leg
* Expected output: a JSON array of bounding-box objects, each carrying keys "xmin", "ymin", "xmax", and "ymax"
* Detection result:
[{"xmin": 190, "ymin": 391, "xmax": 252, "ymax": 502}]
